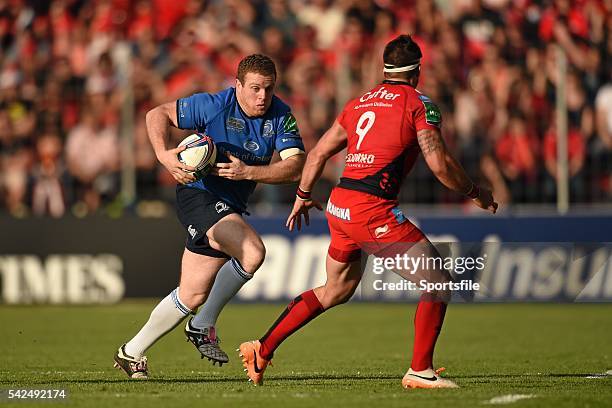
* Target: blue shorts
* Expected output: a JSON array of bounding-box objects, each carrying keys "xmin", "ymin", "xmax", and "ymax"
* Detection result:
[{"xmin": 175, "ymin": 186, "xmax": 236, "ymax": 258}]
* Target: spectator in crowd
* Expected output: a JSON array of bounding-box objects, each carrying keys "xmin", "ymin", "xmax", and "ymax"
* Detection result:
[
  {"xmin": 65, "ymin": 108, "xmax": 119, "ymax": 214},
  {"xmin": 31, "ymin": 132, "xmax": 67, "ymax": 217},
  {"xmin": 296, "ymin": 0, "xmax": 345, "ymax": 50},
  {"xmin": 495, "ymin": 114, "xmax": 539, "ymax": 202},
  {"xmin": 543, "ymin": 123, "xmax": 586, "ymax": 202},
  {"xmin": 593, "ymin": 77, "xmax": 612, "ymax": 198}
]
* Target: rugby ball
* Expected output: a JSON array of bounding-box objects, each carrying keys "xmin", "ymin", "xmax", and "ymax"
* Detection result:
[{"xmin": 177, "ymin": 133, "xmax": 217, "ymax": 179}]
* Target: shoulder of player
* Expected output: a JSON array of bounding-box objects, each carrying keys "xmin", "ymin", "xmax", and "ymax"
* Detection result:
[
  {"xmin": 198, "ymin": 88, "xmax": 238, "ymax": 122},
  {"xmin": 410, "ymin": 87, "xmax": 432, "ymax": 101},
  {"xmin": 270, "ymin": 94, "xmax": 291, "ymax": 115},
  {"xmin": 216, "ymin": 87, "xmax": 237, "ymax": 107},
  {"xmin": 183, "ymin": 88, "xmax": 232, "ymax": 108},
  {"xmin": 268, "ymin": 95, "xmax": 297, "ymax": 128},
  {"xmin": 405, "ymin": 88, "xmax": 439, "ymax": 109},
  {"xmin": 412, "ymin": 88, "xmax": 442, "ymax": 126}
]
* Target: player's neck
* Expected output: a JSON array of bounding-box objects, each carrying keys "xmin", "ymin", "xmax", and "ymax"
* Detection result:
[{"xmin": 382, "ymin": 79, "xmax": 415, "ymax": 87}]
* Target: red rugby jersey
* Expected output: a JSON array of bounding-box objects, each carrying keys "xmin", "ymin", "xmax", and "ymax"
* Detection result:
[{"xmin": 336, "ymin": 80, "xmax": 442, "ymax": 199}]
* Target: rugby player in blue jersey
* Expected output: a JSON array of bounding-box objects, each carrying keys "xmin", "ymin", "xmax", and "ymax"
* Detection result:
[{"xmin": 113, "ymin": 55, "xmax": 305, "ymax": 379}]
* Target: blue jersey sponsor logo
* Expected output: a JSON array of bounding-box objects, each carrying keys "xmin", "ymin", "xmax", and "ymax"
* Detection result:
[
  {"xmin": 263, "ymin": 120, "xmax": 274, "ymax": 137},
  {"xmin": 243, "ymin": 140, "xmax": 260, "ymax": 152},
  {"xmin": 226, "ymin": 117, "xmax": 245, "ymax": 132}
]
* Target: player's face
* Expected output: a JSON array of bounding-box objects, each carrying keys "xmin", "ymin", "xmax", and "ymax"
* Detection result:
[{"xmin": 235, "ymin": 72, "xmax": 276, "ymax": 117}]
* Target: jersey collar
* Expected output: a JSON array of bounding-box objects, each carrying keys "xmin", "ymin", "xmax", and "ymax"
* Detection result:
[{"xmin": 382, "ymin": 79, "xmax": 414, "ymax": 87}]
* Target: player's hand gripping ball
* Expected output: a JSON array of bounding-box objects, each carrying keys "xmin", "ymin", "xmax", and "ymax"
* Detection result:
[{"xmin": 177, "ymin": 133, "xmax": 217, "ymax": 180}]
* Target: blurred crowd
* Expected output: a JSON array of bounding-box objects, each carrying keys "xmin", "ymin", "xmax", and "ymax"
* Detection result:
[{"xmin": 0, "ymin": 0, "xmax": 610, "ymax": 217}]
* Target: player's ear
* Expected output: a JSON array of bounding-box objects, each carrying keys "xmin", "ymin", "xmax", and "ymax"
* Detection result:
[
  {"xmin": 412, "ymin": 68, "xmax": 421, "ymax": 86},
  {"xmin": 235, "ymin": 78, "xmax": 242, "ymax": 89}
]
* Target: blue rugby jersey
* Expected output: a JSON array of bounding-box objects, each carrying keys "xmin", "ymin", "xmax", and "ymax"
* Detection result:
[{"xmin": 176, "ymin": 87, "xmax": 304, "ymax": 213}]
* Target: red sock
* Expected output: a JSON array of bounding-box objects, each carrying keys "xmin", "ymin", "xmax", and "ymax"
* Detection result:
[
  {"xmin": 410, "ymin": 297, "xmax": 447, "ymax": 371},
  {"xmin": 259, "ymin": 289, "xmax": 324, "ymax": 359}
]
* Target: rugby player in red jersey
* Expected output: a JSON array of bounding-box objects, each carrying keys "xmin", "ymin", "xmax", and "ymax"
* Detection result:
[{"xmin": 239, "ymin": 35, "xmax": 498, "ymax": 388}]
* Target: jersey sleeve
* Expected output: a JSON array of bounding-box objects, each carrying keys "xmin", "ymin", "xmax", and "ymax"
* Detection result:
[
  {"xmin": 275, "ymin": 111, "xmax": 305, "ymax": 159},
  {"xmin": 337, "ymin": 108, "xmax": 347, "ymax": 130},
  {"xmin": 413, "ymin": 94, "xmax": 442, "ymax": 131},
  {"xmin": 336, "ymin": 101, "xmax": 352, "ymax": 130},
  {"xmin": 176, "ymin": 93, "xmax": 222, "ymax": 130}
]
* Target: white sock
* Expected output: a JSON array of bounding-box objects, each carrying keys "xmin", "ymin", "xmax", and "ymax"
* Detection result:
[
  {"xmin": 124, "ymin": 287, "xmax": 192, "ymax": 359},
  {"xmin": 191, "ymin": 258, "xmax": 253, "ymax": 329}
]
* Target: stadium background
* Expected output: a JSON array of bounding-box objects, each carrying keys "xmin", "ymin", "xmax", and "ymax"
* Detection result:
[{"xmin": 1, "ymin": 1, "xmax": 611, "ymax": 407}]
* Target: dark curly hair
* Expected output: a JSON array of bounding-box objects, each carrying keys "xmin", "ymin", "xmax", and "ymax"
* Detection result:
[
  {"xmin": 237, "ymin": 54, "xmax": 277, "ymax": 84},
  {"xmin": 383, "ymin": 35, "xmax": 422, "ymax": 79}
]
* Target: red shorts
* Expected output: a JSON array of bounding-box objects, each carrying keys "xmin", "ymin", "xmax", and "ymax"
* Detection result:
[{"xmin": 325, "ymin": 187, "xmax": 425, "ymax": 263}]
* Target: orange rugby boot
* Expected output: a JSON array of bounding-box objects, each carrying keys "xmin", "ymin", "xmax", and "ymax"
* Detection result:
[{"xmin": 238, "ymin": 340, "xmax": 271, "ymax": 385}]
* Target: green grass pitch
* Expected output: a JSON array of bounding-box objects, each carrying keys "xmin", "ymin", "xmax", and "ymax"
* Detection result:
[{"xmin": 1, "ymin": 302, "xmax": 611, "ymax": 407}]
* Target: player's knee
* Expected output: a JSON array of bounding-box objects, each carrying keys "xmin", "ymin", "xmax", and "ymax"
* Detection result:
[
  {"xmin": 240, "ymin": 241, "xmax": 266, "ymax": 274},
  {"xmin": 337, "ymin": 285, "xmax": 358, "ymax": 305},
  {"xmin": 180, "ymin": 290, "xmax": 209, "ymax": 310},
  {"xmin": 332, "ymin": 294, "xmax": 352, "ymax": 307},
  {"xmin": 326, "ymin": 282, "xmax": 358, "ymax": 307}
]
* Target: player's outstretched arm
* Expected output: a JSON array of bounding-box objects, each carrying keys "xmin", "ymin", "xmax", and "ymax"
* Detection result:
[
  {"xmin": 417, "ymin": 128, "xmax": 498, "ymax": 213},
  {"xmin": 286, "ymin": 120, "xmax": 348, "ymax": 231},
  {"xmin": 299, "ymin": 120, "xmax": 348, "ymax": 192},
  {"xmin": 145, "ymin": 101, "xmax": 196, "ymax": 185}
]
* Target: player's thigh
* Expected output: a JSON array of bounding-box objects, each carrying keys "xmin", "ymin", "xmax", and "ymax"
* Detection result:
[
  {"xmin": 179, "ymin": 248, "xmax": 228, "ymax": 308},
  {"xmin": 206, "ymin": 213, "xmax": 265, "ymax": 272},
  {"xmin": 326, "ymin": 210, "xmax": 362, "ymax": 265}
]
